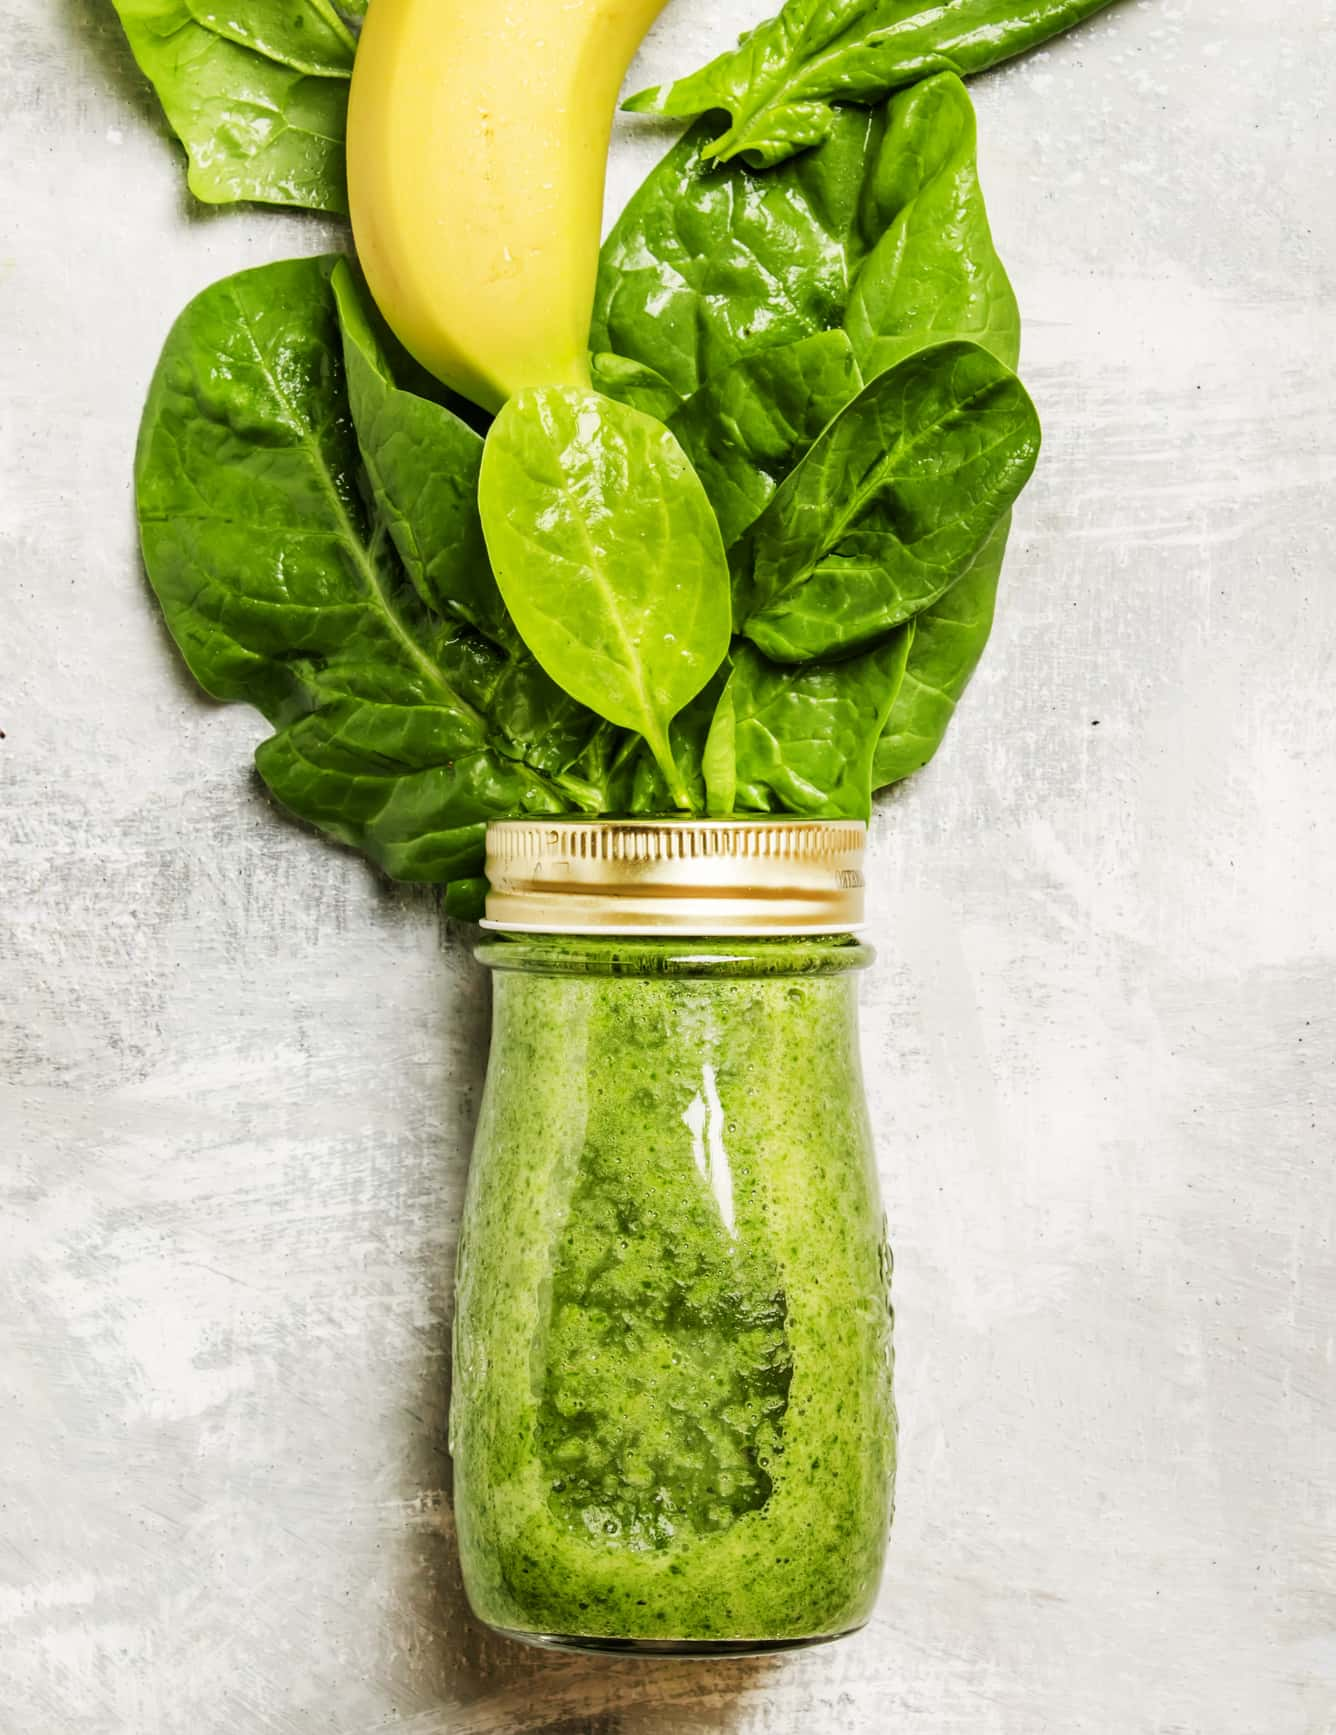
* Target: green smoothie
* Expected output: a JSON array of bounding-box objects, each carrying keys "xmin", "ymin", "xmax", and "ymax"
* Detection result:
[{"xmin": 451, "ymin": 935, "xmax": 895, "ymax": 1648}]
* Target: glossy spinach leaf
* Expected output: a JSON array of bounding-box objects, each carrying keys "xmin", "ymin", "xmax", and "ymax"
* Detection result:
[
  {"xmin": 874, "ymin": 512, "xmax": 1007, "ymax": 786},
  {"xmin": 627, "ymin": 0, "xmax": 1118, "ymax": 168},
  {"xmin": 703, "ymin": 632, "xmax": 913, "ymax": 818},
  {"xmin": 595, "ymin": 74, "xmax": 1015, "ymax": 397},
  {"xmin": 334, "ymin": 263, "xmax": 614, "ymax": 793},
  {"xmin": 845, "ymin": 72, "xmax": 1020, "ymax": 376},
  {"xmin": 626, "ymin": 665, "xmax": 734, "ymax": 815},
  {"xmin": 135, "ymin": 255, "xmax": 582, "ymax": 886},
  {"xmin": 111, "ymin": 0, "xmax": 352, "ymax": 211},
  {"xmin": 736, "ymin": 341, "xmax": 1038, "ymax": 661},
  {"xmin": 590, "ymin": 353, "xmax": 684, "ymax": 424},
  {"xmin": 332, "ymin": 262, "xmax": 498, "ymax": 633},
  {"xmin": 183, "ymin": 0, "xmax": 360, "ymax": 75},
  {"xmin": 668, "ymin": 332, "xmax": 863, "ymax": 547},
  {"xmin": 593, "ymin": 107, "xmax": 879, "ymax": 402},
  {"xmin": 477, "ymin": 388, "xmax": 732, "ymax": 806}
]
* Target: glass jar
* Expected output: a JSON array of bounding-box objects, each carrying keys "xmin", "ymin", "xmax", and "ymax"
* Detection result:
[{"xmin": 449, "ymin": 822, "xmax": 896, "ymax": 1654}]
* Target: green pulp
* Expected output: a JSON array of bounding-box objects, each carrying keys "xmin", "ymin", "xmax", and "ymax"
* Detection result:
[{"xmin": 450, "ymin": 936, "xmax": 895, "ymax": 1647}]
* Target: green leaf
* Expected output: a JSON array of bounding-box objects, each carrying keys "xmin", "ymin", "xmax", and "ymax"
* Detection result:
[
  {"xmin": 332, "ymin": 262, "xmax": 612, "ymax": 795},
  {"xmin": 844, "ymin": 73, "xmax": 1020, "ymax": 376},
  {"xmin": 593, "ymin": 107, "xmax": 880, "ymax": 401},
  {"xmin": 183, "ymin": 0, "xmax": 358, "ymax": 76},
  {"xmin": 331, "ymin": 263, "xmax": 499, "ymax": 632},
  {"xmin": 669, "ymin": 332, "xmax": 864, "ymax": 548},
  {"xmin": 595, "ymin": 74, "xmax": 1015, "ymax": 396},
  {"xmin": 477, "ymin": 389, "xmax": 732, "ymax": 806},
  {"xmin": 444, "ymin": 876, "xmax": 489, "ymax": 923},
  {"xmin": 111, "ymin": 0, "xmax": 350, "ymax": 210},
  {"xmin": 736, "ymin": 341, "xmax": 1039, "ymax": 662},
  {"xmin": 626, "ymin": 0, "xmax": 1119, "ymax": 169},
  {"xmin": 627, "ymin": 664, "xmax": 733, "ymax": 815},
  {"xmin": 704, "ymin": 632, "xmax": 913, "ymax": 819},
  {"xmin": 134, "ymin": 255, "xmax": 573, "ymax": 886},
  {"xmin": 874, "ymin": 512, "xmax": 1007, "ymax": 786},
  {"xmin": 590, "ymin": 353, "xmax": 684, "ymax": 424}
]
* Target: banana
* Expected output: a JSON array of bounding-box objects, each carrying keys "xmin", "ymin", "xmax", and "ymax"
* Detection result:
[{"xmin": 347, "ymin": 0, "xmax": 670, "ymax": 414}]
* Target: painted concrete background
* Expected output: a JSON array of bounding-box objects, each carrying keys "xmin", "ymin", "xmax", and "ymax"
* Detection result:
[{"xmin": 2, "ymin": 0, "xmax": 1333, "ymax": 1729}]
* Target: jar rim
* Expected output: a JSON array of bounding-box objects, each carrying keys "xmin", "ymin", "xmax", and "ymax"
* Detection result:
[{"xmin": 481, "ymin": 817, "xmax": 867, "ymax": 937}]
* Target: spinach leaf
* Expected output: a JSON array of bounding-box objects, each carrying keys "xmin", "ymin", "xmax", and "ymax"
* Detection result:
[
  {"xmin": 111, "ymin": 0, "xmax": 351, "ymax": 211},
  {"xmin": 626, "ymin": 0, "xmax": 1119, "ymax": 168},
  {"xmin": 335, "ymin": 264, "xmax": 617, "ymax": 796},
  {"xmin": 593, "ymin": 108, "xmax": 879, "ymax": 402},
  {"xmin": 626, "ymin": 665, "xmax": 733, "ymax": 815},
  {"xmin": 668, "ymin": 332, "xmax": 864, "ymax": 547},
  {"xmin": 874, "ymin": 512, "xmax": 1006, "ymax": 786},
  {"xmin": 332, "ymin": 262, "xmax": 500, "ymax": 635},
  {"xmin": 184, "ymin": 0, "xmax": 359, "ymax": 76},
  {"xmin": 135, "ymin": 255, "xmax": 581, "ymax": 887},
  {"xmin": 736, "ymin": 341, "xmax": 1039, "ymax": 661},
  {"xmin": 477, "ymin": 389, "xmax": 732, "ymax": 807},
  {"xmin": 845, "ymin": 71, "xmax": 1020, "ymax": 376},
  {"xmin": 590, "ymin": 354, "xmax": 684, "ymax": 424},
  {"xmin": 595, "ymin": 73, "xmax": 1015, "ymax": 397},
  {"xmin": 703, "ymin": 632, "xmax": 913, "ymax": 818}
]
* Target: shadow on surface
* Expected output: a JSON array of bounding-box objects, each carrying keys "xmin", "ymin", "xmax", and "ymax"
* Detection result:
[
  {"xmin": 395, "ymin": 947, "xmax": 779, "ymax": 1735},
  {"xmin": 61, "ymin": 0, "xmax": 164, "ymax": 139}
]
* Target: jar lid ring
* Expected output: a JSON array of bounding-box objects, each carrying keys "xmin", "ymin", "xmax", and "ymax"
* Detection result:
[{"xmin": 480, "ymin": 817, "xmax": 866, "ymax": 937}]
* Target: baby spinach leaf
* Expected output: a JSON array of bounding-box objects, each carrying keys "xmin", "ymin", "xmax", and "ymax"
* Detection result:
[
  {"xmin": 669, "ymin": 332, "xmax": 864, "ymax": 548},
  {"xmin": 332, "ymin": 263, "xmax": 614, "ymax": 794},
  {"xmin": 703, "ymin": 632, "xmax": 913, "ymax": 818},
  {"xmin": 135, "ymin": 255, "xmax": 581, "ymax": 887},
  {"xmin": 477, "ymin": 389, "xmax": 732, "ymax": 807},
  {"xmin": 845, "ymin": 72, "xmax": 1020, "ymax": 376},
  {"xmin": 332, "ymin": 262, "xmax": 499, "ymax": 634},
  {"xmin": 626, "ymin": 0, "xmax": 1119, "ymax": 168},
  {"xmin": 736, "ymin": 341, "xmax": 1039, "ymax": 662},
  {"xmin": 595, "ymin": 74, "xmax": 1015, "ymax": 403},
  {"xmin": 874, "ymin": 512, "xmax": 1007, "ymax": 786},
  {"xmin": 111, "ymin": 0, "xmax": 350, "ymax": 211},
  {"xmin": 184, "ymin": 0, "xmax": 359, "ymax": 76},
  {"xmin": 593, "ymin": 107, "xmax": 880, "ymax": 402},
  {"xmin": 626, "ymin": 665, "xmax": 734, "ymax": 816},
  {"xmin": 590, "ymin": 354, "xmax": 684, "ymax": 424}
]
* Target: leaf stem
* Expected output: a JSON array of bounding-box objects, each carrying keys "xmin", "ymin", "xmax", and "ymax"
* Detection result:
[{"xmin": 647, "ymin": 725, "xmax": 693, "ymax": 812}]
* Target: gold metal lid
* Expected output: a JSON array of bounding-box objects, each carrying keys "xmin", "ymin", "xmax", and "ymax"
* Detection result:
[{"xmin": 481, "ymin": 818, "xmax": 866, "ymax": 936}]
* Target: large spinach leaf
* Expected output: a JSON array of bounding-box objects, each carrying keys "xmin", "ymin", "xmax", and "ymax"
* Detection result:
[
  {"xmin": 593, "ymin": 108, "xmax": 880, "ymax": 402},
  {"xmin": 735, "ymin": 341, "xmax": 1038, "ymax": 662},
  {"xmin": 872, "ymin": 512, "xmax": 1006, "ymax": 784},
  {"xmin": 845, "ymin": 71, "xmax": 1019, "ymax": 376},
  {"xmin": 703, "ymin": 632, "xmax": 913, "ymax": 818},
  {"xmin": 626, "ymin": 0, "xmax": 1119, "ymax": 168},
  {"xmin": 331, "ymin": 265, "xmax": 609, "ymax": 790},
  {"xmin": 135, "ymin": 255, "xmax": 586, "ymax": 888},
  {"xmin": 477, "ymin": 389, "xmax": 732, "ymax": 806},
  {"xmin": 668, "ymin": 332, "xmax": 864, "ymax": 548},
  {"xmin": 111, "ymin": 0, "xmax": 353, "ymax": 211},
  {"xmin": 595, "ymin": 72, "xmax": 1015, "ymax": 391}
]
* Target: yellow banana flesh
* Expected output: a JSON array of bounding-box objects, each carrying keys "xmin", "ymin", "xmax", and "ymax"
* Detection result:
[{"xmin": 347, "ymin": 0, "xmax": 670, "ymax": 413}]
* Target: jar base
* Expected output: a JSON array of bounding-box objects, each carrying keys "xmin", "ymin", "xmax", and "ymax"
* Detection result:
[{"xmin": 485, "ymin": 1623, "xmax": 866, "ymax": 1658}]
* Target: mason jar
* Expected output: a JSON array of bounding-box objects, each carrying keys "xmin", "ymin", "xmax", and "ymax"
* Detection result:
[{"xmin": 450, "ymin": 819, "xmax": 895, "ymax": 1653}]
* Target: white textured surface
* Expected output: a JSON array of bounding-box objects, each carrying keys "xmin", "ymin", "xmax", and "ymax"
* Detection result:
[{"xmin": 3, "ymin": 0, "xmax": 1335, "ymax": 1729}]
